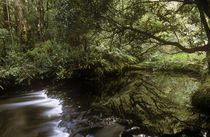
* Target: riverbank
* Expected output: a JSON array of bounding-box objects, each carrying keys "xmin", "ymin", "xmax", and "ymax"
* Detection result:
[
  {"xmin": 131, "ymin": 52, "xmax": 207, "ymax": 76},
  {"xmin": 0, "ymin": 40, "xmax": 207, "ymax": 91}
]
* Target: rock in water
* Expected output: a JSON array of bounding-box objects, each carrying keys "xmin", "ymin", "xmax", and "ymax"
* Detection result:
[{"xmin": 191, "ymin": 80, "xmax": 210, "ymax": 114}]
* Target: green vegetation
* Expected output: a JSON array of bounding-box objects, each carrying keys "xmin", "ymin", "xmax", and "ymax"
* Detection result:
[
  {"xmin": 133, "ymin": 52, "xmax": 206, "ymax": 73},
  {"xmin": 0, "ymin": 40, "xmax": 135, "ymax": 89},
  {"xmin": 0, "ymin": 0, "xmax": 210, "ymax": 136},
  {"xmin": 0, "ymin": 0, "xmax": 209, "ymax": 89}
]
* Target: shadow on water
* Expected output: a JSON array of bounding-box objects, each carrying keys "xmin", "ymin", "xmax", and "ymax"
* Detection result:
[
  {"xmin": 0, "ymin": 85, "xmax": 150, "ymax": 137},
  {"xmin": 46, "ymin": 82, "xmax": 130, "ymax": 137},
  {"xmin": 0, "ymin": 71, "xmax": 208, "ymax": 137},
  {"xmin": 87, "ymin": 71, "xmax": 209, "ymax": 137}
]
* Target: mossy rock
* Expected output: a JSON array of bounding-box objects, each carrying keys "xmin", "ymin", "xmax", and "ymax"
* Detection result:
[{"xmin": 191, "ymin": 81, "xmax": 210, "ymax": 115}]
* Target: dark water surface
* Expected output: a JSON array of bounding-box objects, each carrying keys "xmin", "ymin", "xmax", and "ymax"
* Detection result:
[
  {"xmin": 0, "ymin": 87, "xmax": 149, "ymax": 137},
  {"xmin": 0, "ymin": 71, "xmax": 206, "ymax": 137}
]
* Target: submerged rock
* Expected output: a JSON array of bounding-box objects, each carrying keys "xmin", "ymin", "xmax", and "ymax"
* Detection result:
[{"xmin": 191, "ymin": 80, "xmax": 210, "ymax": 115}]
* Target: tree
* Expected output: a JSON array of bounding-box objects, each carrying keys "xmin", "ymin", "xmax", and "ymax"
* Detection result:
[
  {"xmin": 3, "ymin": 0, "xmax": 10, "ymax": 30},
  {"xmin": 1, "ymin": 0, "xmax": 10, "ymax": 56},
  {"xmin": 15, "ymin": 0, "xmax": 27, "ymax": 42},
  {"xmin": 101, "ymin": 0, "xmax": 210, "ymax": 71},
  {"xmin": 55, "ymin": 0, "xmax": 112, "ymax": 46},
  {"xmin": 55, "ymin": 0, "xmax": 210, "ymax": 72},
  {"xmin": 0, "ymin": 0, "xmax": 57, "ymax": 45}
]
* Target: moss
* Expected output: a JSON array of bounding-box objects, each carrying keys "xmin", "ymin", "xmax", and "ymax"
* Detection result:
[
  {"xmin": 129, "ymin": 61, "xmax": 203, "ymax": 77},
  {"xmin": 130, "ymin": 62, "xmax": 157, "ymax": 70},
  {"xmin": 134, "ymin": 52, "xmax": 206, "ymax": 75}
]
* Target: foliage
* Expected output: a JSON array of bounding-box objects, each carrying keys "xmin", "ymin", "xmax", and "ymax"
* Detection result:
[
  {"xmin": 131, "ymin": 52, "xmax": 207, "ymax": 75},
  {"xmin": 53, "ymin": 0, "xmax": 210, "ymax": 73},
  {"xmin": 0, "ymin": 28, "xmax": 9, "ymax": 38},
  {"xmin": 0, "ymin": 1, "xmax": 209, "ymax": 136},
  {"xmin": 0, "ymin": 0, "xmax": 209, "ymax": 89},
  {"xmin": 0, "ymin": 40, "xmax": 136, "ymax": 89}
]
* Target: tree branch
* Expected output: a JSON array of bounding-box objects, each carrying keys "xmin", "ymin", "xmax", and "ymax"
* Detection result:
[
  {"xmin": 163, "ymin": 0, "xmax": 195, "ymax": 4},
  {"xmin": 101, "ymin": 12, "xmax": 209, "ymax": 53},
  {"xmin": 196, "ymin": 0, "xmax": 210, "ymax": 18},
  {"xmin": 123, "ymin": 26, "xmax": 209, "ymax": 53},
  {"xmin": 196, "ymin": 0, "xmax": 210, "ymax": 42}
]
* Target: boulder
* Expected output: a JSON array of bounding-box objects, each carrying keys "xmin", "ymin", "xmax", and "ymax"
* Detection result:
[{"xmin": 191, "ymin": 80, "xmax": 210, "ymax": 114}]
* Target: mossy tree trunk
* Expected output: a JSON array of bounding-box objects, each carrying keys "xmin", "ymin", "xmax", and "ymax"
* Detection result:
[
  {"xmin": 15, "ymin": 0, "xmax": 27, "ymax": 43},
  {"xmin": 3, "ymin": 0, "xmax": 9, "ymax": 29}
]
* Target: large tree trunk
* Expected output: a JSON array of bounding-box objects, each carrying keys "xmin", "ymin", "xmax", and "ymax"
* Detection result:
[
  {"xmin": 197, "ymin": 0, "xmax": 210, "ymax": 73},
  {"xmin": 3, "ymin": 0, "xmax": 14, "ymax": 44},
  {"xmin": 2, "ymin": 0, "xmax": 13, "ymax": 56},
  {"xmin": 3, "ymin": 0, "xmax": 9, "ymax": 29},
  {"xmin": 15, "ymin": 0, "xmax": 27, "ymax": 42},
  {"xmin": 199, "ymin": 0, "xmax": 210, "ymax": 18}
]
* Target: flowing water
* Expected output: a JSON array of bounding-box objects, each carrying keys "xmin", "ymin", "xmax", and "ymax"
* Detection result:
[
  {"xmin": 0, "ymin": 87, "xmax": 137, "ymax": 137},
  {"xmin": 0, "ymin": 90, "xmax": 69, "ymax": 137},
  {"xmin": 0, "ymin": 71, "xmax": 206, "ymax": 137}
]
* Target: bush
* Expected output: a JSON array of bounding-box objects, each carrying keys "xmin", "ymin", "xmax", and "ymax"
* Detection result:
[{"xmin": 0, "ymin": 41, "xmax": 136, "ymax": 89}]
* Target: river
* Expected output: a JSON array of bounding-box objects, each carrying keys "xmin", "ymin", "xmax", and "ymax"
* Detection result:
[
  {"xmin": 0, "ymin": 88, "xmax": 149, "ymax": 137},
  {"xmin": 0, "ymin": 71, "xmax": 207, "ymax": 137}
]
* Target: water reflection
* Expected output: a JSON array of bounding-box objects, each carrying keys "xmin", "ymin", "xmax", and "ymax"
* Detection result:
[
  {"xmin": 0, "ymin": 88, "xmax": 150, "ymax": 137},
  {"xmin": 1, "ymin": 72, "xmax": 194, "ymax": 137},
  {"xmin": 0, "ymin": 90, "xmax": 69, "ymax": 137}
]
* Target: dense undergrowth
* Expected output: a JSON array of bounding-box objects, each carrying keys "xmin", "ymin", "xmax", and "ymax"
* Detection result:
[
  {"xmin": 0, "ymin": 40, "xmax": 137, "ymax": 91},
  {"xmin": 0, "ymin": 39, "xmax": 207, "ymax": 91}
]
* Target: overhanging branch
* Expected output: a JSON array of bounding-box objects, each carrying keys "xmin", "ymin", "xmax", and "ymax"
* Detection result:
[
  {"xmin": 101, "ymin": 12, "xmax": 209, "ymax": 53},
  {"xmin": 161, "ymin": 0, "xmax": 195, "ymax": 4},
  {"xmin": 197, "ymin": 0, "xmax": 210, "ymax": 42},
  {"xmin": 123, "ymin": 26, "xmax": 209, "ymax": 53}
]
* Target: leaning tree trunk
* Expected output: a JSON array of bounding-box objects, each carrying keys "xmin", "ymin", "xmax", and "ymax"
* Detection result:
[
  {"xmin": 197, "ymin": 0, "xmax": 210, "ymax": 73},
  {"xmin": 207, "ymin": 50, "xmax": 210, "ymax": 74}
]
